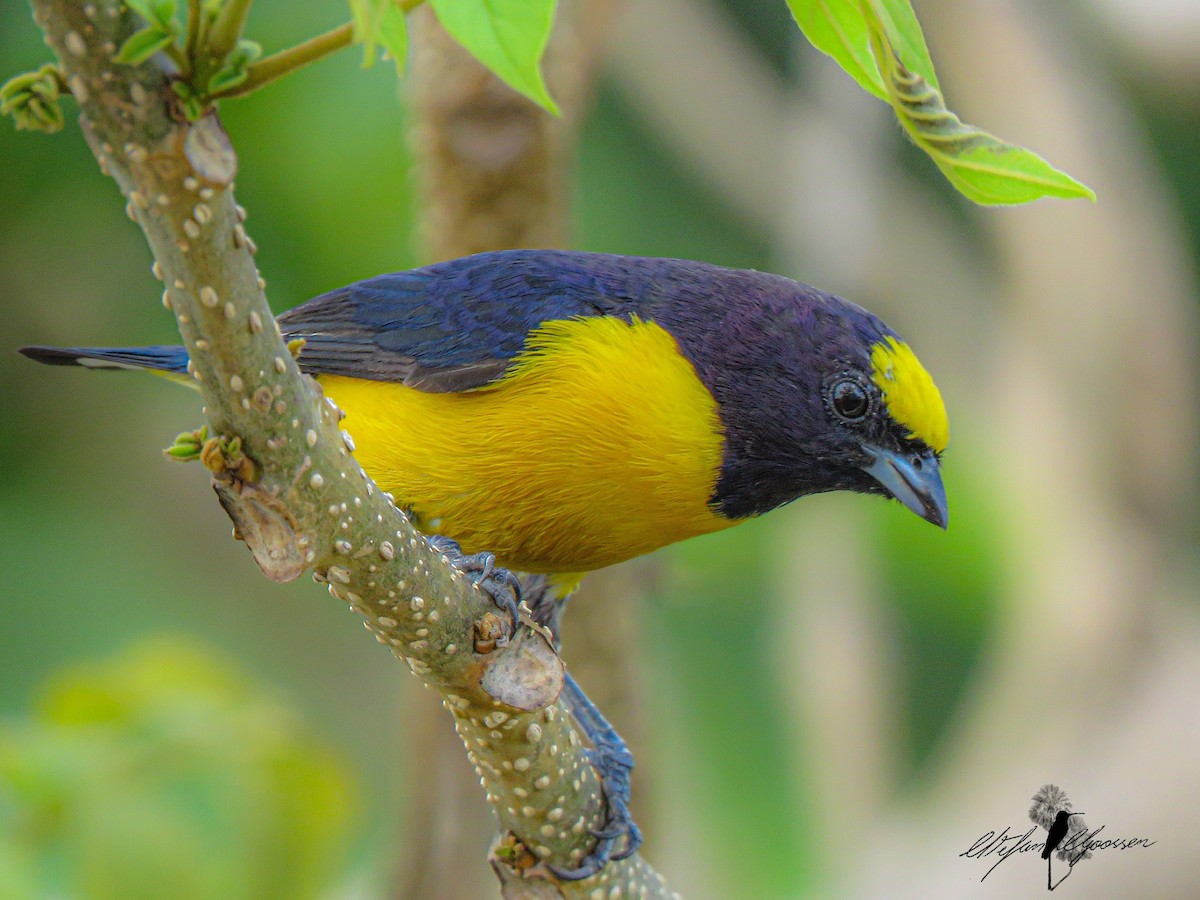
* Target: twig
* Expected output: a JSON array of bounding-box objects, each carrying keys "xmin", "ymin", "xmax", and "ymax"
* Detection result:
[
  {"xmin": 209, "ymin": 0, "xmax": 426, "ymax": 101},
  {"xmin": 208, "ymin": 21, "xmax": 353, "ymax": 99},
  {"xmin": 184, "ymin": 0, "xmax": 202, "ymax": 77},
  {"xmin": 205, "ymin": 0, "xmax": 253, "ymax": 63}
]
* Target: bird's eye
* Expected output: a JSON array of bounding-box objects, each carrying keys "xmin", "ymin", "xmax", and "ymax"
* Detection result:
[{"xmin": 831, "ymin": 379, "xmax": 870, "ymax": 420}]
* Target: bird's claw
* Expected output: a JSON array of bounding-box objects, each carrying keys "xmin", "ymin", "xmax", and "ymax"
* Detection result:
[
  {"xmin": 427, "ymin": 536, "xmax": 521, "ymax": 637},
  {"xmin": 548, "ymin": 750, "xmax": 641, "ymax": 879},
  {"xmin": 548, "ymin": 674, "xmax": 644, "ymax": 880}
]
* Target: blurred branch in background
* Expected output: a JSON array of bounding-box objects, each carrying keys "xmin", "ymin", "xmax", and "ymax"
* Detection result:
[
  {"xmin": 400, "ymin": 4, "xmax": 649, "ymax": 898},
  {"xmin": 406, "ymin": 0, "xmax": 610, "ymax": 260}
]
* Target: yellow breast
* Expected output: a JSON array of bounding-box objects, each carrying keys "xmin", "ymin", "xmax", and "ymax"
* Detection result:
[{"xmin": 318, "ymin": 316, "xmax": 735, "ymax": 574}]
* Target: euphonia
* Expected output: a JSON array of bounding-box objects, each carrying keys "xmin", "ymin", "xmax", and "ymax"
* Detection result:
[
  {"xmin": 21, "ymin": 248, "xmax": 950, "ymax": 877},
  {"xmin": 22, "ymin": 249, "xmax": 949, "ymax": 582}
]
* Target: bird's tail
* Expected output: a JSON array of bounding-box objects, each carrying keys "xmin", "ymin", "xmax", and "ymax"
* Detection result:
[{"xmin": 19, "ymin": 344, "xmax": 192, "ymax": 384}]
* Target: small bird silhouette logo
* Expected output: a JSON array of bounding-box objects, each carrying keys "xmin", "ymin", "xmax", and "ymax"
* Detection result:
[
  {"xmin": 1029, "ymin": 785, "xmax": 1090, "ymax": 891},
  {"xmin": 1042, "ymin": 809, "xmax": 1085, "ymax": 860},
  {"xmin": 1040, "ymin": 807, "xmax": 1087, "ymax": 890}
]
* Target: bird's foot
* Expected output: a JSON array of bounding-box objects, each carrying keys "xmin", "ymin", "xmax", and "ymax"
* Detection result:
[
  {"xmin": 427, "ymin": 535, "xmax": 521, "ymax": 639},
  {"xmin": 549, "ymin": 672, "xmax": 643, "ymax": 880}
]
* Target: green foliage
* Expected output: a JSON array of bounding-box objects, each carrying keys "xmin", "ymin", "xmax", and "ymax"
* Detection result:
[
  {"xmin": 116, "ymin": 0, "xmax": 181, "ymax": 66},
  {"xmin": 376, "ymin": 6, "xmax": 409, "ymax": 76},
  {"xmin": 863, "ymin": 12, "xmax": 1094, "ymax": 204},
  {"xmin": 428, "ymin": 0, "xmax": 560, "ymax": 114},
  {"xmin": 348, "ymin": 0, "xmax": 409, "ymax": 74},
  {"xmin": 0, "ymin": 638, "xmax": 357, "ymax": 898},
  {"xmin": 125, "ymin": 0, "xmax": 181, "ymax": 29},
  {"xmin": 170, "ymin": 79, "xmax": 207, "ymax": 122},
  {"xmin": 788, "ymin": 0, "xmax": 1094, "ymax": 204},
  {"xmin": 164, "ymin": 425, "xmax": 209, "ymax": 462},
  {"xmin": 115, "ymin": 27, "xmax": 176, "ymax": 65},
  {"xmin": 0, "ymin": 65, "xmax": 65, "ymax": 134},
  {"xmin": 787, "ymin": 0, "xmax": 935, "ymax": 100},
  {"xmin": 206, "ymin": 39, "xmax": 262, "ymax": 95}
]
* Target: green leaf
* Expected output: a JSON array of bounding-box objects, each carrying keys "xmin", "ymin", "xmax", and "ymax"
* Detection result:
[
  {"xmin": 125, "ymin": 0, "xmax": 177, "ymax": 29},
  {"xmin": 870, "ymin": 0, "xmax": 937, "ymax": 91},
  {"xmin": 347, "ymin": 0, "xmax": 390, "ymax": 68},
  {"xmin": 163, "ymin": 425, "xmax": 207, "ymax": 461},
  {"xmin": 863, "ymin": 6, "xmax": 1094, "ymax": 204},
  {"xmin": 205, "ymin": 64, "xmax": 247, "ymax": 95},
  {"xmin": 428, "ymin": 0, "xmax": 559, "ymax": 115},
  {"xmin": 181, "ymin": 94, "xmax": 205, "ymax": 121},
  {"xmin": 378, "ymin": 5, "xmax": 409, "ymax": 75},
  {"xmin": 124, "ymin": 0, "xmax": 157, "ymax": 21},
  {"xmin": 788, "ymin": 0, "xmax": 884, "ymax": 99},
  {"xmin": 151, "ymin": 0, "xmax": 178, "ymax": 27},
  {"xmin": 788, "ymin": 0, "xmax": 1091, "ymax": 203},
  {"xmin": 115, "ymin": 26, "xmax": 173, "ymax": 65},
  {"xmin": 203, "ymin": 40, "xmax": 261, "ymax": 96},
  {"xmin": 27, "ymin": 98, "xmax": 65, "ymax": 132},
  {"xmin": 1, "ymin": 65, "xmax": 64, "ymax": 133},
  {"xmin": 787, "ymin": 0, "xmax": 935, "ymax": 101}
]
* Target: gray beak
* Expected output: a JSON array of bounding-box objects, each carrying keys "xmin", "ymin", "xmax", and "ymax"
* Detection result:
[{"xmin": 862, "ymin": 445, "xmax": 948, "ymax": 529}]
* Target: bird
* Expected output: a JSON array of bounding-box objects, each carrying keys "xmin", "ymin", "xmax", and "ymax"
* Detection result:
[
  {"xmin": 20, "ymin": 248, "xmax": 950, "ymax": 877},
  {"xmin": 1043, "ymin": 809, "xmax": 1084, "ymax": 860},
  {"xmin": 21, "ymin": 249, "xmax": 949, "ymax": 584}
]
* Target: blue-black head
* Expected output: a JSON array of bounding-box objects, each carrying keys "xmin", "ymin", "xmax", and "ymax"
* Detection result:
[{"xmin": 645, "ymin": 263, "xmax": 949, "ymax": 528}]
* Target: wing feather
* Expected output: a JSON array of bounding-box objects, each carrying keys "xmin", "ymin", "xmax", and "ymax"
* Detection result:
[{"xmin": 276, "ymin": 250, "xmax": 649, "ymax": 393}]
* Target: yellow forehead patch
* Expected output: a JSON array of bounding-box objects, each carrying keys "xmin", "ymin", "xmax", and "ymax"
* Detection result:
[{"xmin": 869, "ymin": 336, "xmax": 949, "ymax": 453}]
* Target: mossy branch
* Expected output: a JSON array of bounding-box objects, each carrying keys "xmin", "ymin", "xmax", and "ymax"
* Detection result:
[{"xmin": 27, "ymin": 0, "xmax": 671, "ymax": 895}]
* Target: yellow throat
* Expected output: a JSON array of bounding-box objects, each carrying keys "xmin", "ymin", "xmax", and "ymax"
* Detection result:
[{"xmin": 318, "ymin": 316, "xmax": 736, "ymax": 574}]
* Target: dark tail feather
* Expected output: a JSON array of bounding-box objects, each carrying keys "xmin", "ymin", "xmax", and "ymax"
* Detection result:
[{"xmin": 19, "ymin": 345, "xmax": 190, "ymax": 374}]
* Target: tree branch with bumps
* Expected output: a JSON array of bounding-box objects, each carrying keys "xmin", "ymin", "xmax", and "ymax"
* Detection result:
[{"xmin": 21, "ymin": 0, "xmax": 672, "ymax": 896}]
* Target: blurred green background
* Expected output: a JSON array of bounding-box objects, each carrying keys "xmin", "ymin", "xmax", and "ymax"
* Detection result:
[{"xmin": 3, "ymin": 1, "xmax": 1199, "ymax": 897}]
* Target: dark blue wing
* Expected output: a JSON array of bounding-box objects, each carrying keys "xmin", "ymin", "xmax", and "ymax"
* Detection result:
[{"xmin": 277, "ymin": 250, "xmax": 662, "ymax": 392}]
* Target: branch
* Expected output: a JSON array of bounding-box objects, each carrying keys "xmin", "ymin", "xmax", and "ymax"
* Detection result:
[
  {"xmin": 208, "ymin": 22, "xmax": 353, "ymax": 100},
  {"xmin": 205, "ymin": 0, "xmax": 253, "ymax": 63},
  {"xmin": 27, "ymin": 1, "xmax": 671, "ymax": 895},
  {"xmin": 209, "ymin": 0, "xmax": 427, "ymax": 102}
]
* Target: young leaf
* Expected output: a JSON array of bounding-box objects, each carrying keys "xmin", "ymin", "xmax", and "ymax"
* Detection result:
[
  {"xmin": 1, "ymin": 68, "xmax": 65, "ymax": 133},
  {"xmin": 206, "ymin": 63, "xmax": 248, "ymax": 95},
  {"xmin": 125, "ymin": 0, "xmax": 178, "ymax": 29},
  {"xmin": 787, "ymin": 0, "xmax": 935, "ymax": 101},
  {"xmin": 115, "ymin": 27, "xmax": 174, "ymax": 65},
  {"xmin": 428, "ymin": 0, "xmax": 559, "ymax": 115},
  {"xmin": 236, "ymin": 39, "xmax": 263, "ymax": 63},
  {"xmin": 347, "ymin": 0, "xmax": 390, "ymax": 68},
  {"xmin": 871, "ymin": 0, "xmax": 937, "ymax": 91},
  {"xmin": 863, "ymin": 7, "xmax": 1095, "ymax": 204},
  {"xmin": 348, "ymin": 0, "xmax": 403, "ymax": 69},
  {"xmin": 378, "ymin": 5, "xmax": 408, "ymax": 75},
  {"xmin": 150, "ymin": 0, "xmax": 178, "ymax": 28},
  {"xmin": 787, "ymin": 0, "xmax": 884, "ymax": 99},
  {"xmin": 204, "ymin": 37, "xmax": 261, "ymax": 94}
]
